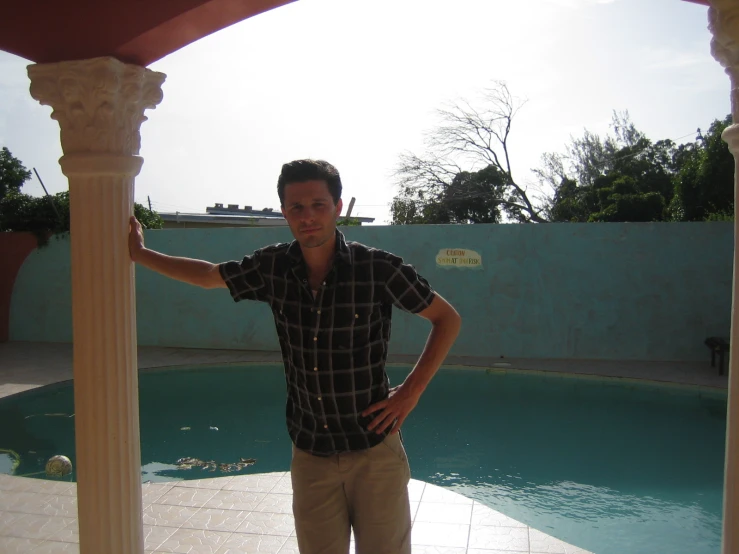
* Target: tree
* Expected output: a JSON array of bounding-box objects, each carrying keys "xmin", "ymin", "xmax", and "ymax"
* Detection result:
[
  {"xmin": 0, "ymin": 147, "xmax": 32, "ymax": 200},
  {"xmin": 392, "ymin": 164, "xmax": 508, "ymax": 224},
  {"xmin": 587, "ymin": 175, "xmax": 666, "ymax": 222},
  {"xmin": 540, "ymin": 112, "xmax": 733, "ymax": 223},
  {"xmin": 1, "ymin": 189, "xmax": 163, "ymax": 244},
  {"xmin": 134, "ymin": 202, "xmax": 164, "ymax": 230},
  {"xmin": 0, "ymin": 148, "xmax": 163, "ymax": 244},
  {"xmin": 670, "ymin": 115, "xmax": 734, "ymax": 221},
  {"xmin": 391, "ymin": 82, "xmax": 547, "ymax": 224},
  {"xmin": 0, "ymin": 190, "xmax": 71, "ymax": 240},
  {"xmin": 546, "ymin": 177, "xmax": 592, "ymax": 223},
  {"xmin": 540, "ymin": 112, "xmax": 673, "ymax": 222}
]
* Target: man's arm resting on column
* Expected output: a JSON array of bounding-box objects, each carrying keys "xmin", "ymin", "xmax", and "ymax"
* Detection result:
[
  {"xmin": 363, "ymin": 293, "xmax": 461, "ymax": 434},
  {"xmin": 129, "ymin": 216, "xmax": 226, "ymax": 290},
  {"xmin": 135, "ymin": 249, "xmax": 226, "ymax": 289}
]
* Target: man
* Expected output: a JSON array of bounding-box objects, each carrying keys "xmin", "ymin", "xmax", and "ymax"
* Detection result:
[{"xmin": 129, "ymin": 159, "xmax": 461, "ymax": 554}]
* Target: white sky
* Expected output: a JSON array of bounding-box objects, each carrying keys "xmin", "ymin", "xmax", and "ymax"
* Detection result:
[{"xmin": 0, "ymin": 0, "xmax": 730, "ymax": 224}]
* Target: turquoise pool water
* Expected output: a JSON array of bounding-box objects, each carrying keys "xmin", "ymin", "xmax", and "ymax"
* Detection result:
[{"xmin": 0, "ymin": 364, "xmax": 727, "ymax": 554}]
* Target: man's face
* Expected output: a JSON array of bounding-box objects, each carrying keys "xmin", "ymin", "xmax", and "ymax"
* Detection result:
[{"xmin": 281, "ymin": 180, "xmax": 343, "ymax": 249}]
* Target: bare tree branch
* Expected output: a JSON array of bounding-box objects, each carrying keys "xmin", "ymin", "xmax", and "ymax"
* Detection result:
[{"xmin": 393, "ymin": 81, "xmax": 547, "ymax": 223}]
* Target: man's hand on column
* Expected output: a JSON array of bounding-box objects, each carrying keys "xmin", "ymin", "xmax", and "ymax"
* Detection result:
[{"xmin": 128, "ymin": 216, "xmax": 145, "ymax": 262}]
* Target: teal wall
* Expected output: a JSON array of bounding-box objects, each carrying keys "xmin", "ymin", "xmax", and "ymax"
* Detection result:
[{"xmin": 9, "ymin": 223, "xmax": 733, "ymax": 361}]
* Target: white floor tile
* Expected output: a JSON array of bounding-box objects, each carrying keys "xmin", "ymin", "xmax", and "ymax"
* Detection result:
[{"xmin": 412, "ymin": 521, "xmax": 470, "ymax": 548}]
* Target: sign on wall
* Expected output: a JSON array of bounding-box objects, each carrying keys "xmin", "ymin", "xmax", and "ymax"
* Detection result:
[{"xmin": 435, "ymin": 248, "xmax": 483, "ymax": 269}]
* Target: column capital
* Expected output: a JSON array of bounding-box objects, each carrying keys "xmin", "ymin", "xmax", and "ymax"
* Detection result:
[
  {"xmin": 27, "ymin": 56, "xmax": 165, "ymax": 176},
  {"xmin": 709, "ymin": 1, "xmax": 739, "ymax": 121}
]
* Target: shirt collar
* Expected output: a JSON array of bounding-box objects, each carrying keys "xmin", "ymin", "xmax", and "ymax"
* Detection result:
[{"xmin": 286, "ymin": 229, "xmax": 353, "ymax": 267}]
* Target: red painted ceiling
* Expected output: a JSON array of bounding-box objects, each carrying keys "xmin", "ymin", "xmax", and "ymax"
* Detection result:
[
  {"xmin": 0, "ymin": 0, "xmax": 709, "ymax": 67},
  {"xmin": 0, "ymin": 0, "xmax": 295, "ymax": 66}
]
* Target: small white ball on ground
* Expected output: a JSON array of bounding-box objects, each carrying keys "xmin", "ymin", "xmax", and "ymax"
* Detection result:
[{"xmin": 45, "ymin": 455, "xmax": 73, "ymax": 477}]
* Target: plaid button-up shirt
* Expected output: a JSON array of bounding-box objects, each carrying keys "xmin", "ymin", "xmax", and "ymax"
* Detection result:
[{"xmin": 219, "ymin": 230, "xmax": 435, "ymax": 456}]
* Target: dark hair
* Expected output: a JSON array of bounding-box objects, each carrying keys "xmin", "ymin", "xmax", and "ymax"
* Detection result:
[{"xmin": 277, "ymin": 159, "xmax": 342, "ymax": 206}]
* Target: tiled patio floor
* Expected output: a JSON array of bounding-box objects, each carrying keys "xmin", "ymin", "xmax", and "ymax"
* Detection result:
[
  {"xmin": 0, "ymin": 472, "xmax": 592, "ymax": 554},
  {"xmin": 0, "ymin": 341, "xmax": 727, "ymax": 553}
]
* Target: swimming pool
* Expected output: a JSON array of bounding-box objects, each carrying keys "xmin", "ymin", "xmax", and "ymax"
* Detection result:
[{"xmin": 0, "ymin": 363, "xmax": 726, "ymax": 554}]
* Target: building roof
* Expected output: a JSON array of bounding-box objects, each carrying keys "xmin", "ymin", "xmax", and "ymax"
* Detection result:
[
  {"xmin": 206, "ymin": 204, "xmax": 285, "ymax": 219},
  {"xmin": 160, "ymin": 204, "xmax": 375, "ymax": 227},
  {"xmin": 159, "ymin": 212, "xmax": 288, "ymax": 227}
]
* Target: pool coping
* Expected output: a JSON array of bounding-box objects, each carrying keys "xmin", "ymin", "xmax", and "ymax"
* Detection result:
[
  {"xmin": 1, "ymin": 358, "xmax": 727, "ymax": 407},
  {"xmin": 0, "ymin": 342, "xmax": 728, "ymax": 401}
]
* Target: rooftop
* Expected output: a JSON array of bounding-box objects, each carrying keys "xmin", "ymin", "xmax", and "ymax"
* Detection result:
[{"xmin": 158, "ymin": 203, "xmax": 376, "ymax": 228}]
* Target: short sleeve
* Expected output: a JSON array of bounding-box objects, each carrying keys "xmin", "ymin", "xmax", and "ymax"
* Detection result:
[
  {"xmin": 219, "ymin": 251, "xmax": 268, "ymax": 303},
  {"xmin": 381, "ymin": 255, "xmax": 436, "ymax": 314}
]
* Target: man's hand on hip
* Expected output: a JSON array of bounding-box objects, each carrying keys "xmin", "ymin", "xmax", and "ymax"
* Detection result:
[{"xmin": 362, "ymin": 384, "xmax": 422, "ymax": 435}]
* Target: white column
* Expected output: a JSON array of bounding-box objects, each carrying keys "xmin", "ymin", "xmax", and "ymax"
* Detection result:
[
  {"xmin": 708, "ymin": 2, "xmax": 739, "ymax": 553},
  {"xmin": 27, "ymin": 57, "xmax": 165, "ymax": 554}
]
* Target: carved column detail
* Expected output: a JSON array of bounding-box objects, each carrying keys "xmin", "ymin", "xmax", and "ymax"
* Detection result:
[
  {"xmin": 708, "ymin": 2, "xmax": 739, "ymax": 553},
  {"xmin": 27, "ymin": 57, "xmax": 165, "ymax": 554},
  {"xmin": 709, "ymin": 0, "xmax": 739, "ymax": 119}
]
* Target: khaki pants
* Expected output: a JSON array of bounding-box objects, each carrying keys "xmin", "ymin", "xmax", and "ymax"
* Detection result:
[{"xmin": 290, "ymin": 434, "xmax": 412, "ymax": 554}]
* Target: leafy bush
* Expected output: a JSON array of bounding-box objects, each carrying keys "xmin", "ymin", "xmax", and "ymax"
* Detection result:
[{"xmin": 0, "ymin": 146, "xmax": 162, "ymax": 246}]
